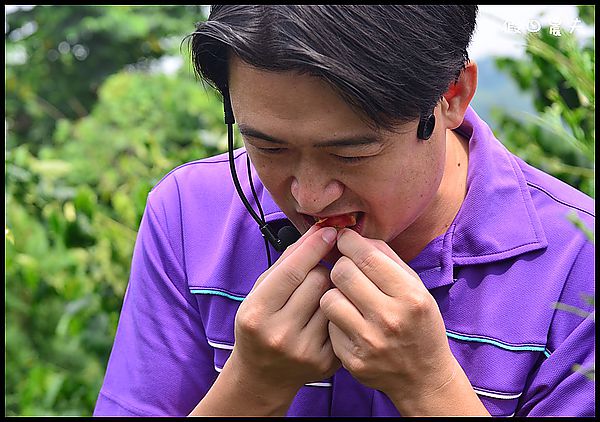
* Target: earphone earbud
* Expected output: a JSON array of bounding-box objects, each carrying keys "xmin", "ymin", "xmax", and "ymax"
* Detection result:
[{"xmin": 417, "ymin": 114, "xmax": 435, "ymax": 140}]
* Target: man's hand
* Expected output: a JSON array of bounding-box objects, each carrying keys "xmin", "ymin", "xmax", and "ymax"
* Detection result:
[
  {"xmin": 190, "ymin": 225, "xmax": 343, "ymax": 416},
  {"xmin": 227, "ymin": 224, "xmax": 342, "ymax": 399},
  {"xmin": 319, "ymin": 228, "xmax": 459, "ymax": 409}
]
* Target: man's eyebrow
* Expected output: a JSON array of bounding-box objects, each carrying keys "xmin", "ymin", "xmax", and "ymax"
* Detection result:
[{"xmin": 238, "ymin": 124, "xmax": 383, "ymax": 148}]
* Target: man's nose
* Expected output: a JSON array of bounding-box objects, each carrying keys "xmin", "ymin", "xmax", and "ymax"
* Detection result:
[{"xmin": 290, "ymin": 170, "xmax": 344, "ymax": 215}]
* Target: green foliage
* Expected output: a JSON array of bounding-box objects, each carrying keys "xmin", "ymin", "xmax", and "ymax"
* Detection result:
[
  {"xmin": 552, "ymin": 292, "xmax": 595, "ymax": 381},
  {"xmin": 5, "ymin": 5, "xmax": 207, "ymax": 155},
  {"xmin": 490, "ymin": 6, "xmax": 595, "ymax": 198},
  {"xmin": 5, "ymin": 5, "xmax": 226, "ymax": 416}
]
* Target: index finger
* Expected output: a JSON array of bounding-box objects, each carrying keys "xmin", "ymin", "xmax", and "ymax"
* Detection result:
[
  {"xmin": 365, "ymin": 237, "xmax": 419, "ymax": 279},
  {"xmin": 251, "ymin": 226, "xmax": 338, "ymax": 311},
  {"xmin": 247, "ymin": 223, "xmax": 320, "ymax": 296},
  {"xmin": 336, "ymin": 228, "xmax": 422, "ymax": 297}
]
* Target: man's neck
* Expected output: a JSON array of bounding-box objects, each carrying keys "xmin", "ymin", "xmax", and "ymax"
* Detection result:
[{"xmin": 390, "ymin": 129, "xmax": 470, "ymax": 263}]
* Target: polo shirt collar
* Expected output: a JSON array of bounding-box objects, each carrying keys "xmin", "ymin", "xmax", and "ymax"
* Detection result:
[
  {"xmin": 261, "ymin": 106, "xmax": 548, "ymax": 290},
  {"xmin": 409, "ymin": 106, "xmax": 548, "ymax": 290}
]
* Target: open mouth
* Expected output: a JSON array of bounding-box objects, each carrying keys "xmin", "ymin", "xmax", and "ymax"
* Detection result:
[{"xmin": 304, "ymin": 212, "xmax": 364, "ymax": 231}]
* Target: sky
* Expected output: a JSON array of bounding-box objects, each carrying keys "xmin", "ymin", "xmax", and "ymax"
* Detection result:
[{"xmin": 470, "ymin": 5, "xmax": 593, "ymax": 60}]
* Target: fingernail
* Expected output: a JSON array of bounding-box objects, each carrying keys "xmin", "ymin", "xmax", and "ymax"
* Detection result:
[{"xmin": 321, "ymin": 227, "xmax": 337, "ymax": 244}]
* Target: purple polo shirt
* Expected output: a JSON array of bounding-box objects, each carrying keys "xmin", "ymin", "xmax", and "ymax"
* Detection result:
[{"xmin": 93, "ymin": 106, "xmax": 594, "ymax": 417}]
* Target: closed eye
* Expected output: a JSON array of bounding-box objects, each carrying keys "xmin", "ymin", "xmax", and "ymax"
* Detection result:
[
  {"xmin": 334, "ymin": 155, "xmax": 370, "ymax": 163},
  {"xmin": 253, "ymin": 144, "xmax": 371, "ymax": 163},
  {"xmin": 255, "ymin": 147, "xmax": 285, "ymax": 154}
]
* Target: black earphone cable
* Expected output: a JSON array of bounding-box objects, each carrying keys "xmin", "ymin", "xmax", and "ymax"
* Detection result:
[
  {"xmin": 247, "ymin": 154, "xmax": 272, "ymax": 267},
  {"xmin": 228, "ymin": 124, "xmax": 261, "ymax": 223},
  {"xmin": 227, "ymin": 122, "xmax": 274, "ymax": 267}
]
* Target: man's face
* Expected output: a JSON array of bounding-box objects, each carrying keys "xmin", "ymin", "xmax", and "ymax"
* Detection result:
[{"xmin": 228, "ymin": 55, "xmax": 448, "ymax": 249}]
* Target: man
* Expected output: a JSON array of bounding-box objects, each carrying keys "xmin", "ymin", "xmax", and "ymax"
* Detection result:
[{"xmin": 94, "ymin": 6, "xmax": 594, "ymax": 416}]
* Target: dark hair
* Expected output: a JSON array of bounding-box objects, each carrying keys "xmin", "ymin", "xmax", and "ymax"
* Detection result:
[{"xmin": 188, "ymin": 5, "xmax": 478, "ymax": 131}]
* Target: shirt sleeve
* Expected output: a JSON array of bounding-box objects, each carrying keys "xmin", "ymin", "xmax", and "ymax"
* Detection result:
[
  {"xmin": 93, "ymin": 193, "xmax": 218, "ymax": 416},
  {"xmin": 516, "ymin": 240, "xmax": 595, "ymax": 417}
]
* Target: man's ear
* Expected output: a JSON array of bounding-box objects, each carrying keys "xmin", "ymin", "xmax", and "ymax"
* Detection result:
[{"xmin": 441, "ymin": 61, "xmax": 478, "ymax": 130}]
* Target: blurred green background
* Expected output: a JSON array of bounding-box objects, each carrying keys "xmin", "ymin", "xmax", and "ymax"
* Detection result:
[{"xmin": 5, "ymin": 5, "xmax": 595, "ymax": 416}]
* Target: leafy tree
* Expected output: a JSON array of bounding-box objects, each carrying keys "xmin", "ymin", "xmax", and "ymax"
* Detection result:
[
  {"xmin": 5, "ymin": 6, "xmax": 227, "ymax": 415},
  {"xmin": 5, "ymin": 5, "xmax": 207, "ymax": 154},
  {"xmin": 490, "ymin": 5, "xmax": 595, "ymax": 198}
]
